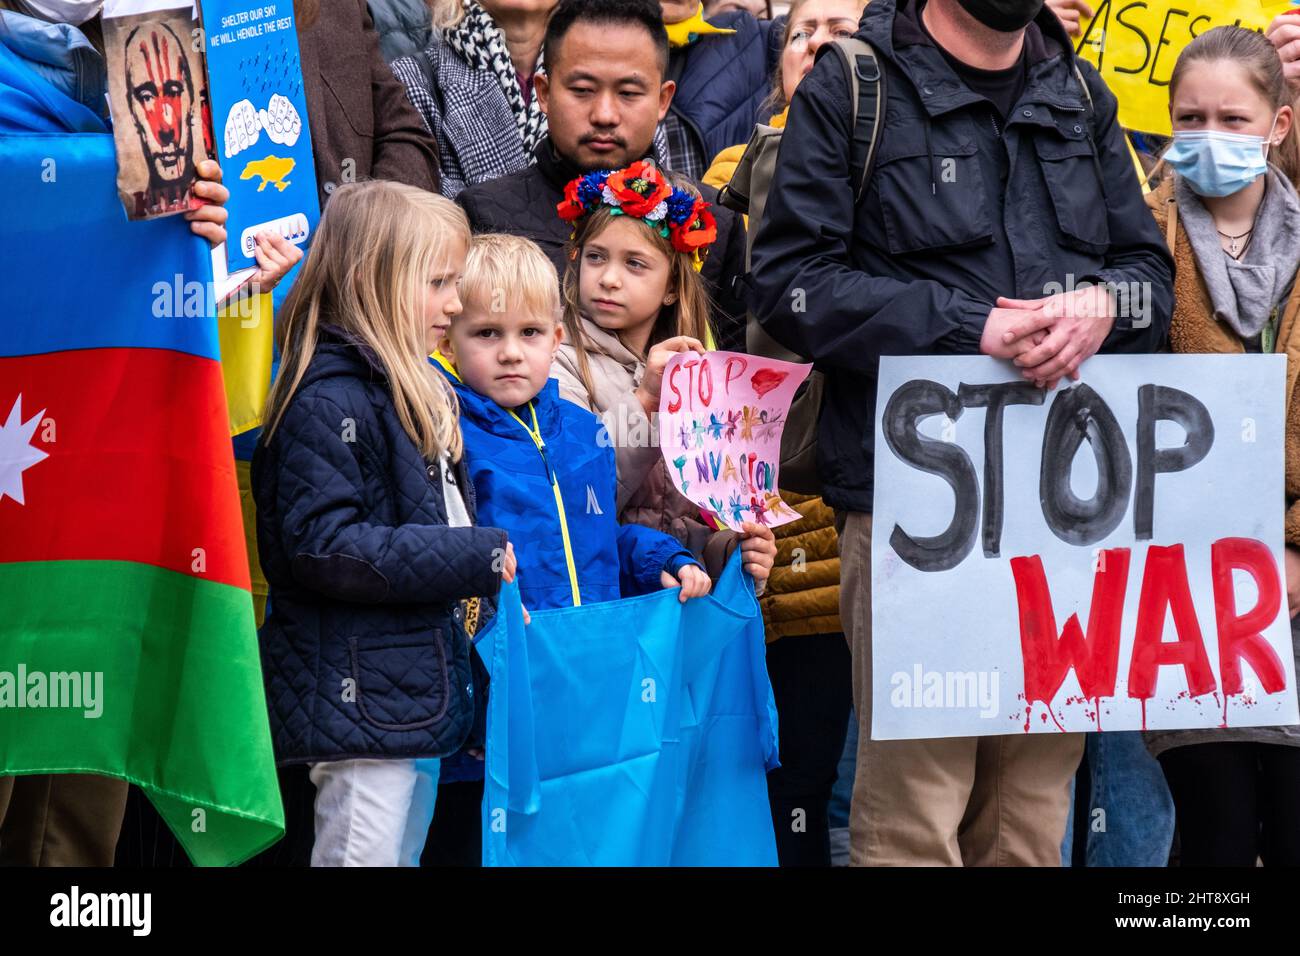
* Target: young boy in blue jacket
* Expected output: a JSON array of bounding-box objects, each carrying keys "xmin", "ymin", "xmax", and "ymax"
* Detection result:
[
  {"xmin": 434, "ymin": 232, "xmax": 712, "ymax": 611},
  {"xmin": 426, "ymin": 232, "xmax": 746, "ymax": 865},
  {"xmin": 424, "ymin": 233, "xmax": 712, "ymax": 865}
]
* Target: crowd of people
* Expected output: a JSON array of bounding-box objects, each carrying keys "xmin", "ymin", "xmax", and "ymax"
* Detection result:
[{"xmin": 2, "ymin": 0, "xmax": 1300, "ymax": 868}]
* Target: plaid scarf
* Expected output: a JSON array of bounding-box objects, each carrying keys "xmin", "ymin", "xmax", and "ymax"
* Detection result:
[{"xmin": 444, "ymin": 0, "xmax": 547, "ymax": 156}]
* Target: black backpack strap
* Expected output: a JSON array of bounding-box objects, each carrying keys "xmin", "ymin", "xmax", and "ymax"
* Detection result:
[{"xmin": 817, "ymin": 38, "xmax": 886, "ymax": 203}]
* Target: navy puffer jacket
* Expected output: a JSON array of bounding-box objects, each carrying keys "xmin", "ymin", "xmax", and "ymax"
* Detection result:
[
  {"xmin": 367, "ymin": 0, "xmax": 433, "ymax": 63},
  {"xmin": 667, "ymin": 11, "xmax": 783, "ymax": 174},
  {"xmin": 253, "ymin": 332, "xmax": 506, "ymax": 765}
]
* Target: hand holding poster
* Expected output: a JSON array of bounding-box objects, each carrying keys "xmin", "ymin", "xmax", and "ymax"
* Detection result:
[
  {"xmin": 871, "ymin": 355, "xmax": 1299, "ymax": 740},
  {"xmin": 656, "ymin": 350, "xmax": 811, "ymax": 531},
  {"xmin": 1075, "ymin": 0, "xmax": 1294, "ymax": 135}
]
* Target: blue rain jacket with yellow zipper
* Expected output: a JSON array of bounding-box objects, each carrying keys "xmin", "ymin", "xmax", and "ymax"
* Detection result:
[{"xmin": 436, "ymin": 359, "xmax": 699, "ymax": 612}]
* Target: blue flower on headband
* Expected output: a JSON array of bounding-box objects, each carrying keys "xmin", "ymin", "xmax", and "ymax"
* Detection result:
[
  {"xmin": 575, "ymin": 173, "xmax": 604, "ymax": 207},
  {"xmin": 665, "ymin": 188, "xmax": 698, "ymax": 227}
]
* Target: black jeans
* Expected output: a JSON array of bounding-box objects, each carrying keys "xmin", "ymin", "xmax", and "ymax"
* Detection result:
[
  {"xmin": 1159, "ymin": 741, "xmax": 1300, "ymax": 866},
  {"xmin": 422, "ymin": 779, "xmax": 483, "ymax": 866},
  {"xmin": 765, "ymin": 632, "xmax": 853, "ymax": 867}
]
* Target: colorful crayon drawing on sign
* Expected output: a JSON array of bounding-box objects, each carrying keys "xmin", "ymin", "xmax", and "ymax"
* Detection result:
[
  {"xmin": 870, "ymin": 355, "xmax": 1300, "ymax": 741},
  {"xmin": 657, "ymin": 351, "xmax": 811, "ymax": 531},
  {"xmin": 1074, "ymin": 0, "xmax": 1293, "ymax": 136}
]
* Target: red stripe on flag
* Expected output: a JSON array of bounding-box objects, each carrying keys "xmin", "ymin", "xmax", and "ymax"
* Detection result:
[{"xmin": 0, "ymin": 348, "xmax": 251, "ymax": 590}]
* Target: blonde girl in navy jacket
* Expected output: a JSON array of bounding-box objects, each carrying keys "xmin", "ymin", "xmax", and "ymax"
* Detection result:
[{"xmin": 254, "ymin": 181, "xmax": 513, "ymax": 867}]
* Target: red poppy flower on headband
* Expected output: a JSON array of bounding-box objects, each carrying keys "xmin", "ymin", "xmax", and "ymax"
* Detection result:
[
  {"xmin": 605, "ymin": 161, "xmax": 672, "ymax": 218},
  {"xmin": 557, "ymin": 179, "xmax": 586, "ymax": 222},
  {"xmin": 670, "ymin": 200, "xmax": 717, "ymax": 255}
]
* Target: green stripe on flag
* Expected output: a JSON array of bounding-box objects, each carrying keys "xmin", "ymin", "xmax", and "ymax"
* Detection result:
[{"xmin": 0, "ymin": 560, "xmax": 284, "ymax": 866}]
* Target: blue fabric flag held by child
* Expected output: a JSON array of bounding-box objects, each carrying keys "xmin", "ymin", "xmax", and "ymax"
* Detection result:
[{"xmin": 478, "ymin": 552, "xmax": 780, "ymax": 866}]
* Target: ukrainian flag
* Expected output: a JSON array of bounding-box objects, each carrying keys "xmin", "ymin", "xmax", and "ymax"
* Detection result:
[{"xmin": 219, "ymin": 293, "xmax": 275, "ymax": 437}]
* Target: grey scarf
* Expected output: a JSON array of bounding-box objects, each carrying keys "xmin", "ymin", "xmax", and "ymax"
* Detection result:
[{"xmin": 1176, "ymin": 165, "xmax": 1300, "ymax": 340}]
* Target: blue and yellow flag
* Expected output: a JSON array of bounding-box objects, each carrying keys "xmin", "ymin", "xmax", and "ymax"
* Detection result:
[
  {"xmin": 478, "ymin": 552, "xmax": 780, "ymax": 866},
  {"xmin": 219, "ymin": 294, "xmax": 275, "ymax": 437}
]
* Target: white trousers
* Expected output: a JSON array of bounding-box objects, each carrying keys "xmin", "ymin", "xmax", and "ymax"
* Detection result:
[{"xmin": 308, "ymin": 758, "xmax": 440, "ymax": 867}]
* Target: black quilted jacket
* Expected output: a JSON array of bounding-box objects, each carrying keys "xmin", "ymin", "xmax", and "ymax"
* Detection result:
[
  {"xmin": 252, "ymin": 332, "xmax": 506, "ymax": 765},
  {"xmin": 456, "ymin": 136, "xmax": 752, "ymax": 353}
]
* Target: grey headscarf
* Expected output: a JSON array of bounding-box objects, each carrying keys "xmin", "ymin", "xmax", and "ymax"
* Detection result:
[{"xmin": 1176, "ymin": 164, "xmax": 1300, "ymax": 341}]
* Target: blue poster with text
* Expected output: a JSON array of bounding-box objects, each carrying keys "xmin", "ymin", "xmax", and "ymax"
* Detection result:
[{"xmin": 200, "ymin": 0, "xmax": 317, "ymax": 268}]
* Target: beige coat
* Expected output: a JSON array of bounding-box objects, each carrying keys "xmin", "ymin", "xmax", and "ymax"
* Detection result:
[{"xmin": 552, "ymin": 317, "xmax": 736, "ymax": 573}]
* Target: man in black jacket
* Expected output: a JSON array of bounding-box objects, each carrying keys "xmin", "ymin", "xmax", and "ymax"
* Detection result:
[
  {"xmin": 456, "ymin": 0, "xmax": 750, "ymax": 352},
  {"xmin": 749, "ymin": 0, "xmax": 1173, "ymax": 866}
]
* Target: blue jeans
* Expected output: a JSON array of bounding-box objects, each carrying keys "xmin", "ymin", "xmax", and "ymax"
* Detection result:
[
  {"xmin": 829, "ymin": 711, "xmax": 857, "ymax": 830},
  {"xmin": 1062, "ymin": 732, "xmax": 1174, "ymax": 867}
]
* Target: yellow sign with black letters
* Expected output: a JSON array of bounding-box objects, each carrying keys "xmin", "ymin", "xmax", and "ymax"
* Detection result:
[{"xmin": 1075, "ymin": 0, "xmax": 1295, "ymax": 135}]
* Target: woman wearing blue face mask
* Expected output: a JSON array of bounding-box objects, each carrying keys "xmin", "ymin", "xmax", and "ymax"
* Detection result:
[{"xmin": 1146, "ymin": 25, "xmax": 1300, "ymax": 867}]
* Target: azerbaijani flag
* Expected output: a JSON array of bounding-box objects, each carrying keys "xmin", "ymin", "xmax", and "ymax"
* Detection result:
[{"xmin": 0, "ymin": 42, "xmax": 283, "ymax": 865}]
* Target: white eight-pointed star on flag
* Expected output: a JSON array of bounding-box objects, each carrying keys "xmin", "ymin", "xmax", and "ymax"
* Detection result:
[{"xmin": 0, "ymin": 394, "xmax": 49, "ymax": 506}]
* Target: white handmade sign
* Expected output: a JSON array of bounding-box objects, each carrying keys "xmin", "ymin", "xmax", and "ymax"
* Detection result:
[{"xmin": 871, "ymin": 355, "xmax": 1300, "ymax": 740}]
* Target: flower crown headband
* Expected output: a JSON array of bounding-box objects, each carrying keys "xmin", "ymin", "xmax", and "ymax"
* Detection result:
[{"xmin": 556, "ymin": 160, "xmax": 718, "ymax": 272}]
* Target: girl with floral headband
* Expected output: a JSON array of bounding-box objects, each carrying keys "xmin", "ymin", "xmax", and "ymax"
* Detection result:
[{"xmin": 552, "ymin": 160, "xmax": 778, "ymax": 587}]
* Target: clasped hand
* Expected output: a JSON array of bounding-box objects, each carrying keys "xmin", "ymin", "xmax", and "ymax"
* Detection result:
[{"xmin": 979, "ymin": 284, "xmax": 1116, "ymax": 390}]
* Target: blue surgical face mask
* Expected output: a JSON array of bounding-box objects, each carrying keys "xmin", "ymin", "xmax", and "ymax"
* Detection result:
[{"xmin": 1164, "ymin": 121, "xmax": 1277, "ymax": 197}]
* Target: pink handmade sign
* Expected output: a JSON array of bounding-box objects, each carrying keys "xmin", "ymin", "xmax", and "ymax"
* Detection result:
[{"xmin": 657, "ymin": 350, "xmax": 812, "ymax": 531}]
